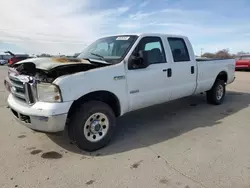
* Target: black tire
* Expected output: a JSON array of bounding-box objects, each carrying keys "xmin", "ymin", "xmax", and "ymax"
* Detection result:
[
  {"xmin": 206, "ymin": 79, "xmax": 226, "ymax": 105},
  {"xmin": 68, "ymin": 101, "xmax": 116, "ymax": 151}
]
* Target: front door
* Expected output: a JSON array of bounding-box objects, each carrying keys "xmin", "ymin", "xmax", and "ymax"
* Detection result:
[{"xmin": 126, "ymin": 36, "xmax": 171, "ymax": 111}]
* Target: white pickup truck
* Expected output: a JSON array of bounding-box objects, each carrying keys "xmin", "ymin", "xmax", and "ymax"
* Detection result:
[{"xmin": 4, "ymin": 33, "xmax": 235, "ymax": 151}]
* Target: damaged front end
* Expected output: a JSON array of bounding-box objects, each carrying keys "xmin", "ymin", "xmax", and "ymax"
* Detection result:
[
  {"xmin": 12, "ymin": 57, "xmax": 105, "ymax": 83},
  {"xmin": 4, "ymin": 57, "xmax": 107, "ymax": 105}
]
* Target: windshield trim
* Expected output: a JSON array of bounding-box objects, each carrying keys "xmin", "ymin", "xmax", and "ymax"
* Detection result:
[
  {"xmin": 88, "ymin": 58, "xmax": 111, "ymax": 65},
  {"xmin": 77, "ymin": 35, "xmax": 139, "ymax": 64}
]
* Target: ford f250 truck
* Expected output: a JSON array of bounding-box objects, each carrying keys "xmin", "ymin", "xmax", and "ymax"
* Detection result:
[{"xmin": 4, "ymin": 33, "xmax": 236, "ymax": 151}]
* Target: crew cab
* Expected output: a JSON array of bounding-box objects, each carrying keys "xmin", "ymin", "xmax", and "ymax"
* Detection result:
[
  {"xmin": 4, "ymin": 33, "xmax": 236, "ymax": 151},
  {"xmin": 236, "ymin": 55, "xmax": 250, "ymax": 70}
]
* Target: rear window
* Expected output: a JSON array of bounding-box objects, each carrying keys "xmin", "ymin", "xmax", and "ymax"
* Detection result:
[{"xmin": 168, "ymin": 38, "xmax": 190, "ymax": 62}]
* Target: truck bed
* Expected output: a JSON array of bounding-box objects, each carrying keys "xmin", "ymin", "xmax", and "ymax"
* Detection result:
[{"xmin": 194, "ymin": 58, "xmax": 236, "ymax": 94}]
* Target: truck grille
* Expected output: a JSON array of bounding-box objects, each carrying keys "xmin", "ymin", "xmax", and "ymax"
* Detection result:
[{"xmin": 8, "ymin": 73, "xmax": 36, "ymax": 104}]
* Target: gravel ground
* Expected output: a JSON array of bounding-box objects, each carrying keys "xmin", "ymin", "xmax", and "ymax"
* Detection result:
[{"xmin": 0, "ymin": 66, "xmax": 250, "ymax": 188}]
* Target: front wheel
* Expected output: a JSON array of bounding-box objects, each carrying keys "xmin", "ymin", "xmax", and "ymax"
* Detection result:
[
  {"xmin": 206, "ymin": 79, "xmax": 226, "ymax": 105},
  {"xmin": 68, "ymin": 101, "xmax": 116, "ymax": 151}
]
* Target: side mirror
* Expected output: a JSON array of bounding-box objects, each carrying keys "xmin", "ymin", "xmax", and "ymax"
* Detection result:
[{"xmin": 129, "ymin": 50, "xmax": 149, "ymax": 69}]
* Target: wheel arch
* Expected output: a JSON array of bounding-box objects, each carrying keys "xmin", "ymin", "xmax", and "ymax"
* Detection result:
[
  {"xmin": 207, "ymin": 71, "xmax": 228, "ymax": 92},
  {"xmin": 67, "ymin": 90, "xmax": 121, "ymax": 120},
  {"xmin": 215, "ymin": 71, "xmax": 228, "ymax": 83}
]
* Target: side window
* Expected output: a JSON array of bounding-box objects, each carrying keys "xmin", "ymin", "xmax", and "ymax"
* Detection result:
[
  {"xmin": 135, "ymin": 37, "xmax": 166, "ymax": 65},
  {"xmin": 168, "ymin": 38, "xmax": 190, "ymax": 62},
  {"xmin": 145, "ymin": 42, "xmax": 162, "ymax": 51}
]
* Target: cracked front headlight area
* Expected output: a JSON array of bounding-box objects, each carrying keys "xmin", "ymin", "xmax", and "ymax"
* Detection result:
[{"xmin": 37, "ymin": 83, "xmax": 62, "ymax": 102}]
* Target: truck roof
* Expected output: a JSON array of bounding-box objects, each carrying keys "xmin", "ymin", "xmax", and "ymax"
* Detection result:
[{"xmin": 101, "ymin": 33, "xmax": 187, "ymax": 39}]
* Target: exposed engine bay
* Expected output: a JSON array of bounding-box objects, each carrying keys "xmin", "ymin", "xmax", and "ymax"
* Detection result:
[{"xmin": 11, "ymin": 58, "xmax": 109, "ymax": 83}]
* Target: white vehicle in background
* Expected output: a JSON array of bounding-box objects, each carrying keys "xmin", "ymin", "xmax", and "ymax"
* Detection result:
[
  {"xmin": 4, "ymin": 33, "xmax": 235, "ymax": 151},
  {"xmin": 0, "ymin": 53, "xmax": 11, "ymax": 65},
  {"xmin": 0, "ymin": 60, "xmax": 7, "ymax": 65}
]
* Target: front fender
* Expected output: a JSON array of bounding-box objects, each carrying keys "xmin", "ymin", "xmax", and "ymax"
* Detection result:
[{"xmin": 53, "ymin": 64, "xmax": 129, "ymax": 115}]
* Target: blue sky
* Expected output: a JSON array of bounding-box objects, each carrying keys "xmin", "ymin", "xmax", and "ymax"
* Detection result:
[{"xmin": 0, "ymin": 0, "xmax": 249, "ymax": 55}]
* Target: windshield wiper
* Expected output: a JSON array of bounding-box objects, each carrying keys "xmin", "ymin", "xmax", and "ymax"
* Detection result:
[{"xmin": 91, "ymin": 53, "xmax": 105, "ymax": 61}]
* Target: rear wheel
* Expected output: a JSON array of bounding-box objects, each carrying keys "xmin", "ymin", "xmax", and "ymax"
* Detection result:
[
  {"xmin": 68, "ymin": 101, "xmax": 116, "ymax": 151},
  {"xmin": 206, "ymin": 79, "xmax": 226, "ymax": 105}
]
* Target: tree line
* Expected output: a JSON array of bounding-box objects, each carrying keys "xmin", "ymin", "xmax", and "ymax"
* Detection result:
[
  {"xmin": 201, "ymin": 49, "xmax": 249, "ymax": 59},
  {"xmin": 37, "ymin": 50, "xmax": 249, "ymax": 59}
]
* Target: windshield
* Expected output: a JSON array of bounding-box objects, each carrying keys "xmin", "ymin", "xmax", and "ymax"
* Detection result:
[{"xmin": 78, "ymin": 35, "xmax": 138, "ymax": 64}]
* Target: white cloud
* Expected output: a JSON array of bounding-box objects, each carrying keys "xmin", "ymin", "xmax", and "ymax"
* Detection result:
[
  {"xmin": 117, "ymin": 7, "xmax": 130, "ymax": 13},
  {"xmin": 0, "ymin": 0, "xmax": 129, "ymax": 54},
  {"xmin": 139, "ymin": 0, "xmax": 150, "ymax": 8},
  {"xmin": 129, "ymin": 11, "xmax": 156, "ymax": 20},
  {"xmin": 118, "ymin": 23, "xmax": 139, "ymax": 29},
  {"xmin": 0, "ymin": 0, "xmax": 249, "ymax": 55},
  {"xmin": 116, "ymin": 8, "xmax": 250, "ymax": 54}
]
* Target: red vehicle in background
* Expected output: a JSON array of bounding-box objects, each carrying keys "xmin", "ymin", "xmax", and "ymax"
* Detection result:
[
  {"xmin": 236, "ymin": 55, "xmax": 250, "ymax": 70},
  {"xmin": 5, "ymin": 51, "xmax": 30, "ymax": 67}
]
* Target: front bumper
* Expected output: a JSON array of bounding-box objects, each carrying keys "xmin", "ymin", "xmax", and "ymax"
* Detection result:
[{"xmin": 7, "ymin": 94, "xmax": 72, "ymax": 132}]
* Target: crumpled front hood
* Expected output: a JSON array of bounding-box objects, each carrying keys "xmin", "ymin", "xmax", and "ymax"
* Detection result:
[{"xmin": 15, "ymin": 57, "xmax": 91, "ymax": 70}]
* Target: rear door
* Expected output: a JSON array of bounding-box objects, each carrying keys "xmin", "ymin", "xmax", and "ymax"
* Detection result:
[
  {"xmin": 126, "ymin": 36, "xmax": 171, "ymax": 111},
  {"xmin": 166, "ymin": 37, "xmax": 197, "ymax": 100}
]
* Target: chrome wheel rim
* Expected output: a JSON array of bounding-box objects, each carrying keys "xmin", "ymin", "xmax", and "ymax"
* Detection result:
[
  {"xmin": 216, "ymin": 84, "xmax": 224, "ymax": 100},
  {"xmin": 83, "ymin": 113, "xmax": 109, "ymax": 142}
]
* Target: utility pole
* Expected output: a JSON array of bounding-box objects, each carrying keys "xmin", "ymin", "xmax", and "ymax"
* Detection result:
[{"xmin": 200, "ymin": 48, "xmax": 204, "ymax": 56}]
